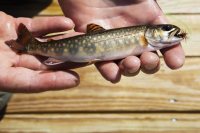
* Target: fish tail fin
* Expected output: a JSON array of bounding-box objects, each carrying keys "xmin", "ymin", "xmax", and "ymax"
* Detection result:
[{"xmin": 6, "ymin": 23, "xmax": 37, "ymax": 52}]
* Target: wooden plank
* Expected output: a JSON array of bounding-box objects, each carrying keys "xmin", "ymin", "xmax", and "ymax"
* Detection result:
[
  {"xmin": 6, "ymin": 57, "xmax": 200, "ymax": 113},
  {"xmin": 39, "ymin": 0, "xmax": 62, "ymax": 16},
  {"xmin": 158, "ymin": 0, "xmax": 200, "ymax": 14},
  {"xmin": 39, "ymin": 0, "xmax": 200, "ymax": 15},
  {"xmin": 0, "ymin": 113, "xmax": 200, "ymax": 133},
  {"xmin": 167, "ymin": 15, "xmax": 200, "ymax": 56}
]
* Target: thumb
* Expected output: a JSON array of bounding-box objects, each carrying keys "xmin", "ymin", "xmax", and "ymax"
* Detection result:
[{"xmin": 151, "ymin": 0, "xmax": 168, "ymax": 24}]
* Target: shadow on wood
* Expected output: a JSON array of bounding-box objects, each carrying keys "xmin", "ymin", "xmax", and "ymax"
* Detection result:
[{"xmin": 0, "ymin": 0, "xmax": 52, "ymax": 17}]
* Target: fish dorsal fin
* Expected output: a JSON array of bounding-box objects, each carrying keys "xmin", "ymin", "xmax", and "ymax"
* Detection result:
[
  {"xmin": 44, "ymin": 58, "xmax": 64, "ymax": 66},
  {"xmin": 86, "ymin": 23, "xmax": 106, "ymax": 33}
]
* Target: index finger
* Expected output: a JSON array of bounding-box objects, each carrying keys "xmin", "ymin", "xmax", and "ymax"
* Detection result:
[{"xmin": 0, "ymin": 67, "xmax": 79, "ymax": 93}]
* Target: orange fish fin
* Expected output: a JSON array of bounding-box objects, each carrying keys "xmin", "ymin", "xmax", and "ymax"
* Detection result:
[
  {"xmin": 140, "ymin": 35, "xmax": 148, "ymax": 47},
  {"xmin": 6, "ymin": 23, "xmax": 38, "ymax": 52},
  {"xmin": 86, "ymin": 23, "xmax": 106, "ymax": 33},
  {"xmin": 44, "ymin": 57, "xmax": 65, "ymax": 66}
]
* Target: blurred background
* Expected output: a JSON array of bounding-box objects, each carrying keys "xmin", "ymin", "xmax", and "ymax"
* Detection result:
[{"xmin": 0, "ymin": 0, "xmax": 200, "ymax": 132}]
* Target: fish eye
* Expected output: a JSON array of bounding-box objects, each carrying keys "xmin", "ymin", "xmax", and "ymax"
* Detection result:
[{"xmin": 162, "ymin": 25, "xmax": 173, "ymax": 31}]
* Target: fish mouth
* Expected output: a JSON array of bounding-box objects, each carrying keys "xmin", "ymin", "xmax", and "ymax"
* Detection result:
[{"xmin": 174, "ymin": 29, "xmax": 187, "ymax": 39}]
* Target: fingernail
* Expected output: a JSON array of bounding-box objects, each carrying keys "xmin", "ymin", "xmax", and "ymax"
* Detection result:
[{"xmin": 63, "ymin": 72, "xmax": 80, "ymax": 86}]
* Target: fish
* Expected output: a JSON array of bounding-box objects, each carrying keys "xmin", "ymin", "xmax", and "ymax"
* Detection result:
[{"xmin": 7, "ymin": 23, "xmax": 186, "ymax": 66}]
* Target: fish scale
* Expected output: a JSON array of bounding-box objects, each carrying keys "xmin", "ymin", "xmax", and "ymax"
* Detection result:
[{"xmin": 7, "ymin": 23, "xmax": 186, "ymax": 66}]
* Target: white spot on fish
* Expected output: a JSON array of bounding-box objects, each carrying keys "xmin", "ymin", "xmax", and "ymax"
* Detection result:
[
  {"xmin": 130, "ymin": 38, "xmax": 135, "ymax": 44},
  {"xmin": 110, "ymin": 40, "xmax": 115, "ymax": 45},
  {"xmin": 64, "ymin": 48, "xmax": 68, "ymax": 53},
  {"xmin": 101, "ymin": 35, "xmax": 105, "ymax": 38},
  {"xmin": 79, "ymin": 47, "xmax": 83, "ymax": 52},
  {"xmin": 82, "ymin": 40, "xmax": 86, "ymax": 44},
  {"xmin": 119, "ymin": 39, "xmax": 123, "ymax": 44},
  {"xmin": 51, "ymin": 48, "xmax": 54, "ymax": 52}
]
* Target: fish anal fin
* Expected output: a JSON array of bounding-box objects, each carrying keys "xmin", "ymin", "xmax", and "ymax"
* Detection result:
[
  {"xmin": 86, "ymin": 23, "xmax": 106, "ymax": 33},
  {"xmin": 44, "ymin": 58, "xmax": 65, "ymax": 66}
]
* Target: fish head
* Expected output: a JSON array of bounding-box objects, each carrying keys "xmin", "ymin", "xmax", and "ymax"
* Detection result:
[{"xmin": 145, "ymin": 24, "xmax": 186, "ymax": 49}]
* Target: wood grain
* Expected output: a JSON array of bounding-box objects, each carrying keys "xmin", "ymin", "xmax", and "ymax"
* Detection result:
[
  {"xmin": 39, "ymin": 0, "xmax": 62, "ymax": 16},
  {"xmin": 167, "ymin": 15, "xmax": 200, "ymax": 56},
  {"xmin": 6, "ymin": 58, "xmax": 200, "ymax": 113},
  {"xmin": 158, "ymin": 0, "xmax": 200, "ymax": 14},
  {"xmin": 1, "ymin": 113, "xmax": 200, "ymax": 133}
]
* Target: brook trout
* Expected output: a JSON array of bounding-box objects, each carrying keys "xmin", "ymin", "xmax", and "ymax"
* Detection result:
[{"xmin": 8, "ymin": 23, "xmax": 186, "ymax": 65}]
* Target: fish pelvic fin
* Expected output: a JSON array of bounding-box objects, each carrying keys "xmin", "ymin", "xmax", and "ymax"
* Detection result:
[
  {"xmin": 6, "ymin": 23, "xmax": 38, "ymax": 53},
  {"xmin": 44, "ymin": 57, "xmax": 65, "ymax": 66}
]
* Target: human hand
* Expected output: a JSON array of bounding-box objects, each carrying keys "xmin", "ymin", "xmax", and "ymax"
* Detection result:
[
  {"xmin": 0, "ymin": 11, "xmax": 81, "ymax": 93},
  {"xmin": 59, "ymin": 0, "xmax": 185, "ymax": 83}
]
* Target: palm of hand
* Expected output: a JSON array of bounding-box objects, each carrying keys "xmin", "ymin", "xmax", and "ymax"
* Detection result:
[
  {"xmin": 59, "ymin": 0, "xmax": 185, "ymax": 82},
  {"xmin": 0, "ymin": 16, "xmax": 16, "ymax": 68},
  {"xmin": 66, "ymin": 0, "xmax": 164, "ymax": 31},
  {"xmin": 0, "ymin": 12, "xmax": 79, "ymax": 92}
]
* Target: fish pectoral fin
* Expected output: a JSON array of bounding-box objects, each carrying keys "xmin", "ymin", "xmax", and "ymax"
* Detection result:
[
  {"xmin": 86, "ymin": 23, "xmax": 106, "ymax": 33},
  {"xmin": 43, "ymin": 58, "xmax": 65, "ymax": 66},
  {"xmin": 87, "ymin": 58, "xmax": 102, "ymax": 65}
]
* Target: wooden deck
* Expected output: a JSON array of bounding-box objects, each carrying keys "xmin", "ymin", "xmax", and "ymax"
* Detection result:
[{"xmin": 0, "ymin": 0, "xmax": 200, "ymax": 132}]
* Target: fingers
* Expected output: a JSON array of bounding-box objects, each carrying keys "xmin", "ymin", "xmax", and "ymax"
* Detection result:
[
  {"xmin": 0, "ymin": 67, "xmax": 79, "ymax": 93},
  {"xmin": 15, "ymin": 16, "xmax": 75, "ymax": 36},
  {"xmin": 95, "ymin": 61, "xmax": 121, "ymax": 83},
  {"xmin": 15, "ymin": 54, "xmax": 90, "ymax": 70},
  {"xmin": 140, "ymin": 52, "xmax": 160, "ymax": 74},
  {"xmin": 161, "ymin": 44, "xmax": 185, "ymax": 69},
  {"xmin": 95, "ymin": 53, "xmax": 159, "ymax": 83},
  {"xmin": 15, "ymin": 54, "xmax": 48, "ymax": 70},
  {"xmin": 118, "ymin": 52, "xmax": 160, "ymax": 76},
  {"xmin": 118, "ymin": 56, "xmax": 140, "ymax": 76}
]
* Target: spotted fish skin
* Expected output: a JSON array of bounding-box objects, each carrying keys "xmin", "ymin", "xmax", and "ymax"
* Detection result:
[
  {"xmin": 28, "ymin": 25, "xmax": 148, "ymax": 62},
  {"xmin": 8, "ymin": 23, "xmax": 185, "ymax": 64}
]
